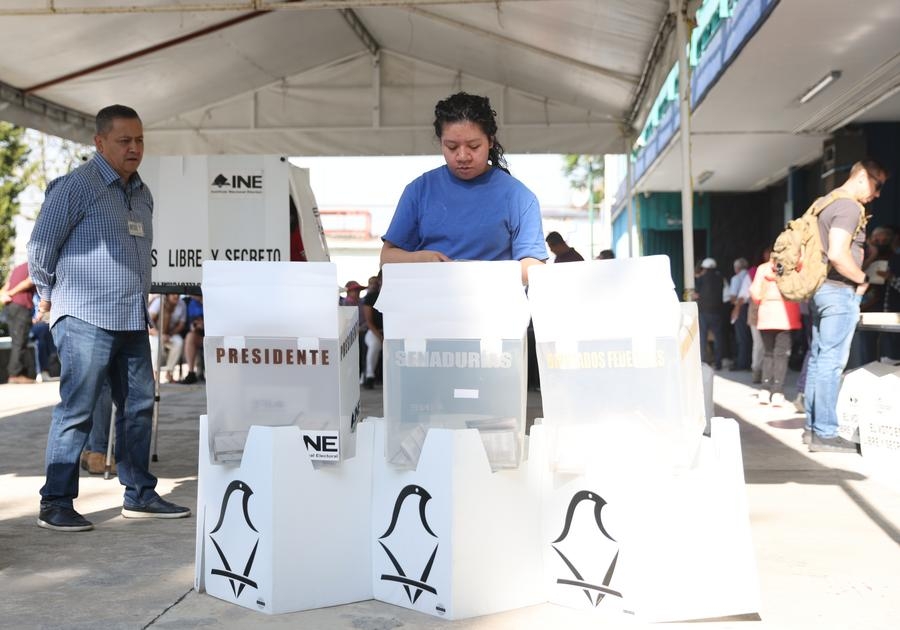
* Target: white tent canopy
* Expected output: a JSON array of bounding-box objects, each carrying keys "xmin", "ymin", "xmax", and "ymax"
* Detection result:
[
  {"xmin": 0, "ymin": 0, "xmax": 675, "ymax": 157},
  {"xmin": 4, "ymin": 1, "xmax": 898, "ymax": 191}
]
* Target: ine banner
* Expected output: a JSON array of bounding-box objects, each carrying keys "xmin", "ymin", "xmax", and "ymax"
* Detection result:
[{"xmin": 141, "ymin": 155, "xmax": 291, "ymax": 291}]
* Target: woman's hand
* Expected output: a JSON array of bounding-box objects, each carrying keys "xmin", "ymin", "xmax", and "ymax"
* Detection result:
[
  {"xmin": 380, "ymin": 241, "xmax": 449, "ymax": 265},
  {"xmin": 413, "ymin": 250, "xmax": 451, "ymax": 262}
]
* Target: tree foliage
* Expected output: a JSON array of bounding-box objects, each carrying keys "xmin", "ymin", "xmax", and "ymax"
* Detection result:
[
  {"xmin": 0, "ymin": 122, "xmax": 31, "ymax": 277},
  {"xmin": 562, "ymin": 154, "xmax": 605, "ymax": 208},
  {"xmin": 25, "ymin": 129, "xmax": 90, "ymax": 193}
]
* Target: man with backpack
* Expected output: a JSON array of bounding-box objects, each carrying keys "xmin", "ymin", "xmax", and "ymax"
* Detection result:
[{"xmin": 804, "ymin": 159, "xmax": 888, "ymax": 453}]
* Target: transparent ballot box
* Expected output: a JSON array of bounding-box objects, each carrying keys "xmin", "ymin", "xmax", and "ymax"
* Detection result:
[
  {"xmin": 527, "ymin": 256, "xmax": 705, "ymax": 470},
  {"xmin": 377, "ymin": 261, "xmax": 530, "ymax": 470},
  {"xmin": 202, "ymin": 261, "xmax": 360, "ymax": 464},
  {"xmin": 383, "ymin": 337, "xmax": 526, "ymax": 470}
]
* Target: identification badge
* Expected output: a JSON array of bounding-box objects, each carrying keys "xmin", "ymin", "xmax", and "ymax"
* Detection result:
[{"xmin": 127, "ymin": 220, "xmax": 145, "ymax": 237}]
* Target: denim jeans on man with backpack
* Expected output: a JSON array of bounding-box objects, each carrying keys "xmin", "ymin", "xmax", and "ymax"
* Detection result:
[{"xmin": 804, "ymin": 284, "xmax": 861, "ymax": 438}]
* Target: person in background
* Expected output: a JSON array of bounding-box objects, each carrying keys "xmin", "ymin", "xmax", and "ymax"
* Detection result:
[
  {"xmin": 1, "ymin": 261, "xmax": 36, "ymax": 384},
  {"xmin": 729, "ymin": 257, "xmax": 752, "ymax": 371},
  {"xmin": 380, "ymin": 92, "xmax": 547, "ymax": 283},
  {"xmin": 27, "ymin": 104, "xmax": 190, "ymax": 532},
  {"xmin": 693, "ymin": 258, "xmax": 726, "ymax": 370},
  {"xmin": 362, "ymin": 271, "xmax": 383, "ymax": 390},
  {"xmin": 805, "ymin": 159, "xmax": 887, "ymax": 453},
  {"xmin": 179, "ymin": 295, "xmax": 204, "ymax": 384},
  {"xmin": 545, "ymin": 231, "xmax": 584, "ymax": 263},
  {"xmin": 596, "ymin": 249, "xmax": 615, "ymax": 260},
  {"xmin": 80, "ymin": 381, "xmax": 117, "ymax": 475},
  {"xmin": 148, "ymin": 293, "xmax": 186, "ymax": 384},
  {"xmin": 340, "ymin": 280, "xmax": 364, "ymax": 306},
  {"xmin": 750, "ymin": 254, "xmax": 802, "ymax": 407},
  {"xmin": 747, "ymin": 248, "xmax": 772, "ymax": 384},
  {"xmin": 30, "ymin": 297, "xmax": 60, "ymax": 382},
  {"xmin": 341, "ymin": 280, "xmax": 368, "ymax": 382}
]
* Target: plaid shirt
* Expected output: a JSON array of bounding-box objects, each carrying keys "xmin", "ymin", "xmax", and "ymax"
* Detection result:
[{"xmin": 27, "ymin": 153, "xmax": 154, "ymax": 331}]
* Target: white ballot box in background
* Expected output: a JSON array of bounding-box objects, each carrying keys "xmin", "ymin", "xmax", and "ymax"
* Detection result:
[
  {"xmin": 527, "ymin": 256, "xmax": 706, "ymax": 472},
  {"xmin": 376, "ymin": 262, "xmax": 530, "ymax": 470},
  {"xmin": 195, "ymin": 416, "xmax": 374, "ymax": 614},
  {"xmin": 202, "ymin": 261, "xmax": 359, "ymax": 464},
  {"xmin": 837, "ymin": 360, "xmax": 900, "ymax": 443},
  {"xmin": 843, "ymin": 361, "xmax": 900, "ymax": 484}
]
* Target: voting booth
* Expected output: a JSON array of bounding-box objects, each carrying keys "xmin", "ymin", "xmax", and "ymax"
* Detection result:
[
  {"xmin": 142, "ymin": 154, "xmax": 329, "ymax": 291},
  {"xmin": 370, "ymin": 261, "xmax": 544, "ymax": 619},
  {"xmin": 528, "ymin": 257, "xmax": 759, "ymax": 622},
  {"xmin": 195, "ymin": 261, "xmax": 371, "ymax": 614}
]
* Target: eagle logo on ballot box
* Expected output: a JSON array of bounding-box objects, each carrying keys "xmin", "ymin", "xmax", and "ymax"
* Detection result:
[
  {"xmin": 209, "ymin": 480, "xmax": 259, "ymax": 598},
  {"xmin": 551, "ymin": 490, "xmax": 623, "ymax": 607},
  {"xmin": 378, "ymin": 484, "xmax": 439, "ymax": 604}
]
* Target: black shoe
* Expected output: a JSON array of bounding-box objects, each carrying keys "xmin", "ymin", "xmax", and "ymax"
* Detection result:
[
  {"xmin": 802, "ymin": 429, "xmax": 812, "ymax": 445},
  {"xmin": 122, "ymin": 497, "xmax": 191, "ymax": 519},
  {"xmin": 37, "ymin": 505, "xmax": 94, "ymax": 532},
  {"xmin": 180, "ymin": 371, "xmax": 198, "ymax": 384},
  {"xmin": 809, "ymin": 434, "xmax": 857, "ymax": 454},
  {"xmin": 363, "ymin": 377, "xmax": 375, "ymax": 390}
]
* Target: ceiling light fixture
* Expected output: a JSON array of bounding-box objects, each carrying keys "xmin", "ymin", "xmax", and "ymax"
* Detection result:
[
  {"xmin": 697, "ymin": 170, "xmax": 714, "ymax": 184},
  {"xmin": 799, "ymin": 70, "xmax": 841, "ymax": 104}
]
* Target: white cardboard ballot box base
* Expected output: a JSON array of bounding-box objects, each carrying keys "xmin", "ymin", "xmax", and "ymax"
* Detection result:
[
  {"xmin": 538, "ymin": 416, "xmax": 759, "ymax": 623},
  {"xmin": 195, "ymin": 415, "xmax": 373, "ymax": 614},
  {"xmin": 370, "ymin": 418, "xmax": 545, "ymax": 620}
]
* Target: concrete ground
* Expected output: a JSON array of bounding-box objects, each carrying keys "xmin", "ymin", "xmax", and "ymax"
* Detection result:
[{"xmin": 1, "ymin": 369, "xmax": 899, "ymax": 630}]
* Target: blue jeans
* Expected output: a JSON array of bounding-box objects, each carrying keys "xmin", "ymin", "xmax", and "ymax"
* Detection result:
[
  {"xmin": 30, "ymin": 320, "xmax": 56, "ymax": 373},
  {"xmin": 804, "ymin": 284, "xmax": 861, "ymax": 438},
  {"xmin": 86, "ymin": 379, "xmax": 114, "ymax": 453},
  {"xmin": 41, "ymin": 316, "xmax": 159, "ymax": 509}
]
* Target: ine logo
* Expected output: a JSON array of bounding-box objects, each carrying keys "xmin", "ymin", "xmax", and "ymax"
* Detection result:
[
  {"xmin": 378, "ymin": 484, "xmax": 438, "ymax": 604},
  {"xmin": 209, "ymin": 480, "xmax": 260, "ymax": 598},
  {"xmin": 210, "ymin": 172, "xmax": 264, "ymax": 194},
  {"xmin": 551, "ymin": 490, "xmax": 623, "ymax": 607}
]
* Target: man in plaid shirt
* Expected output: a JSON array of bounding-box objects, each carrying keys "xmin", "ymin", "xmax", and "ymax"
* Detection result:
[{"xmin": 28, "ymin": 105, "xmax": 190, "ymax": 532}]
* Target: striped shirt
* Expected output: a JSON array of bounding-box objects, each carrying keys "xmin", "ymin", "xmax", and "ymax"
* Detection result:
[{"xmin": 27, "ymin": 153, "xmax": 154, "ymax": 331}]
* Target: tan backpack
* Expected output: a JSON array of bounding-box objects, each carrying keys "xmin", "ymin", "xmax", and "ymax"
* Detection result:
[{"xmin": 771, "ymin": 190, "xmax": 866, "ymax": 302}]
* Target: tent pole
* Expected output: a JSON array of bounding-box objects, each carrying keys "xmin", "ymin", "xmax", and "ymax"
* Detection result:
[{"xmin": 673, "ymin": 0, "xmax": 695, "ymax": 299}]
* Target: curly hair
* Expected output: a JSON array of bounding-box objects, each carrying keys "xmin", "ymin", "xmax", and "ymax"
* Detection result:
[{"xmin": 433, "ymin": 92, "xmax": 508, "ymax": 173}]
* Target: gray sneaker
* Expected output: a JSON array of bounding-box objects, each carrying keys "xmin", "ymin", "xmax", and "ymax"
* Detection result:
[{"xmin": 809, "ymin": 434, "xmax": 857, "ymax": 454}]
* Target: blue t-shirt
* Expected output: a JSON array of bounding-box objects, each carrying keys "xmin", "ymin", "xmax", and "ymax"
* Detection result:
[{"xmin": 383, "ymin": 165, "xmax": 548, "ymax": 262}]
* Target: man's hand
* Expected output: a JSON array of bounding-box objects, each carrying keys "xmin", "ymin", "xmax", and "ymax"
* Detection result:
[
  {"xmin": 0, "ymin": 290, "xmax": 10, "ymax": 305},
  {"xmin": 38, "ymin": 299, "xmax": 52, "ymax": 313},
  {"xmin": 856, "ymin": 281, "xmax": 869, "ymax": 296}
]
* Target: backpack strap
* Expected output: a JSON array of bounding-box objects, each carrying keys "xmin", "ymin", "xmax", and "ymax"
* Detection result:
[{"xmin": 809, "ymin": 190, "xmax": 867, "ymax": 235}]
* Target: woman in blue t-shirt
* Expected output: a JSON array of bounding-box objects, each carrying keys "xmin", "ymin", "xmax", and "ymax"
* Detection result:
[{"xmin": 381, "ymin": 92, "xmax": 547, "ymax": 283}]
